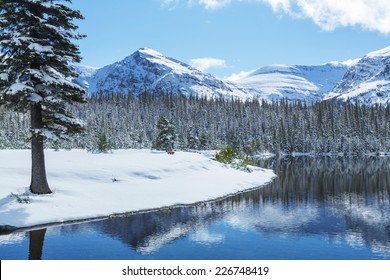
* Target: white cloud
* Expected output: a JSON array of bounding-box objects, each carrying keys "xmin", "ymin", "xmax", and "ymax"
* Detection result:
[
  {"xmin": 260, "ymin": 0, "xmax": 390, "ymax": 34},
  {"xmin": 163, "ymin": 0, "xmax": 390, "ymax": 34},
  {"xmin": 197, "ymin": 0, "xmax": 232, "ymax": 9},
  {"xmin": 249, "ymin": 0, "xmax": 291, "ymax": 13},
  {"xmin": 161, "ymin": 0, "xmax": 180, "ymax": 10},
  {"xmin": 163, "ymin": 0, "xmax": 231, "ymax": 10},
  {"xmin": 190, "ymin": 57, "xmax": 227, "ymax": 71}
]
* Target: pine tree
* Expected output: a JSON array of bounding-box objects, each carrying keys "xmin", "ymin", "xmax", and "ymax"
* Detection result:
[
  {"xmin": 186, "ymin": 127, "xmax": 199, "ymax": 150},
  {"xmin": 87, "ymin": 131, "xmax": 111, "ymax": 153},
  {"xmin": 0, "ymin": 0, "xmax": 86, "ymax": 194},
  {"xmin": 155, "ymin": 116, "xmax": 176, "ymax": 151},
  {"xmin": 199, "ymin": 133, "xmax": 211, "ymax": 150}
]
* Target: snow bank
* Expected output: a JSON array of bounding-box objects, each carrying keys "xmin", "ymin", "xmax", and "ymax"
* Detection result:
[{"xmin": 0, "ymin": 149, "xmax": 275, "ymax": 229}]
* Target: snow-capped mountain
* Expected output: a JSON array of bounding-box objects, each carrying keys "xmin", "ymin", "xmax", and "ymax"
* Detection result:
[
  {"xmin": 75, "ymin": 46, "xmax": 390, "ymax": 105},
  {"xmin": 325, "ymin": 46, "xmax": 390, "ymax": 105},
  {"xmin": 74, "ymin": 65, "xmax": 98, "ymax": 89},
  {"xmin": 77, "ymin": 48, "xmax": 247, "ymax": 99},
  {"xmin": 230, "ymin": 62, "xmax": 356, "ymax": 103}
]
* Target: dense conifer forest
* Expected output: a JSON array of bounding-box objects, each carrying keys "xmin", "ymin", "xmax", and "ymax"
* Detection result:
[{"xmin": 1, "ymin": 92, "xmax": 390, "ymax": 155}]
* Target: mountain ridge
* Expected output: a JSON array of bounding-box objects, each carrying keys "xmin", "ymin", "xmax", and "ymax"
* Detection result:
[
  {"xmin": 78, "ymin": 48, "xmax": 248, "ymax": 100},
  {"xmin": 76, "ymin": 46, "xmax": 390, "ymax": 105},
  {"xmin": 230, "ymin": 62, "xmax": 354, "ymax": 103},
  {"xmin": 325, "ymin": 46, "xmax": 390, "ymax": 105}
]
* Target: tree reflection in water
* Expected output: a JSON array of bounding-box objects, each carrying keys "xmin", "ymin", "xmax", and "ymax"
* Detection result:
[
  {"xmin": 28, "ymin": 228, "xmax": 47, "ymax": 260},
  {"xmin": 5, "ymin": 156, "xmax": 390, "ymax": 259},
  {"xmin": 91, "ymin": 156, "xmax": 390, "ymax": 257}
]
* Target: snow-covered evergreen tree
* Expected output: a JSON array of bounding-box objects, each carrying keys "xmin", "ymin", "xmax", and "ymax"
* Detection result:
[
  {"xmin": 0, "ymin": 0, "xmax": 86, "ymax": 194},
  {"xmin": 186, "ymin": 127, "xmax": 200, "ymax": 150},
  {"xmin": 3, "ymin": 90, "xmax": 390, "ymax": 155},
  {"xmin": 87, "ymin": 131, "xmax": 112, "ymax": 153},
  {"xmin": 155, "ymin": 116, "xmax": 176, "ymax": 151}
]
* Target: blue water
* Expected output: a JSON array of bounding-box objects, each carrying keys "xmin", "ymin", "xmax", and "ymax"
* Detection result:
[{"xmin": 1, "ymin": 156, "xmax": 390, "ymax": 260}]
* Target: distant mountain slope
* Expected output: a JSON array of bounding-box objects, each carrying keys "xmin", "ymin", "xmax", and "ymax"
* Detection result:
[
  {"xmin": 230, "ymin": 62, "xmax": 355, "ymax": 103},
  {"xmin": 75, "ymin": 46, "xmax": 390, "ymax": 105},
  {"xmin": 78, "ymin": 48, "xmax": 247, "ymax": 99},
  {"xmin": 74, "ymin": 65, "xmax": 98, "ymax": 89},
  {"xmin": 325, "ymin": 46, "xmax": 390, "ymax": 105}
]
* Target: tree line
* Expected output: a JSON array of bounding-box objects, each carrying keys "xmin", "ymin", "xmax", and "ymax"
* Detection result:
[{"xmin": 2, "ymin": 92, "xmax": 390, "ymax": 155}]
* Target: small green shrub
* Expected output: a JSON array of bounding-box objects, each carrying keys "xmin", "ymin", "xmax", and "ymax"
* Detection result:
[
  {"xmin": 215, "ymin": 146, "xmax": 238, "ymax": 164},
  {"xmin": 238, "ymin": 154, "xmax": 257, "ymax": 168},
  {"xmin": 216, "ymin": 146, "xmax": 258, "ymax": 172},
  {"xmin": 11, "ymin": 192, "xmax": 31, "ymax": 204}
]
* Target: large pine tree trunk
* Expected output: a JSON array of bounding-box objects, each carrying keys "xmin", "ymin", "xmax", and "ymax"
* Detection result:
[{"xmin": 30, "ymin": 104, "xmax": 51, "ymax": 194}]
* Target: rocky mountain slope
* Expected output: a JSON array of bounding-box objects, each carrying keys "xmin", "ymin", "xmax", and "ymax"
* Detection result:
[
  {"xmin": 77, "ymin": 48, "xmax": 247, "ymax": 99},
  {"xmin": 75, "ymin": 46, "xmax": 390, "ymax": 105},
  {"xmin": 325, "ymin": 46, "xmax": 390, "ymax": 105}
]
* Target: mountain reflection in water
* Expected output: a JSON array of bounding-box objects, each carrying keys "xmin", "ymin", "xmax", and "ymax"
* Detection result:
[{"xmin": 1, "ymin": 156, "xmax": 389, "ymax": 259}]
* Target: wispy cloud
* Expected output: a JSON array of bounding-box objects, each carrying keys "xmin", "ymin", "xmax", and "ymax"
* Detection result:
[
  {"xmin": 162, "ymin": 0, "xmax": 390, "ymax": 34},
  {"xmin": 196, "ymin": 0, "xmax": 232, "ymax": 9},
  {"xmin": 261, "ymin": 0, "xmax": 390, "ymax": 34},
  {"xmin": 248, "ymin": 0, "xmax": 291, "ymax": 13},
  {"xmin": 163, "ymin": 0, "xmax": 231, "ymax": 10},
  {"xmin": 190, "ymin": 57, "xmax": 227, "ymax": 71},
  {"xmin": 161, "ymin": 0, "xmax": 180, "ymax": 10}
]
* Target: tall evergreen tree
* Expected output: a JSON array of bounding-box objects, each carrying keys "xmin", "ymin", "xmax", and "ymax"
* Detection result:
[
  {"xmin": 0, "ymin": 0, "xmax": 86, "ymax": 194},
  {"xmin": 155, "ymin": 116, "xmax": 176, "ymax": 151}
]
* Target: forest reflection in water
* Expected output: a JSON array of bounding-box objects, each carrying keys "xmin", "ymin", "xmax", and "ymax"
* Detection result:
[{"xmin": 1, "ymin": 156, "xmax": 390, "ymax": 259}]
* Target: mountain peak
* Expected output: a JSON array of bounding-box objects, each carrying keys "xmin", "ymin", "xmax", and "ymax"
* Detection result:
[
  {"xmin": 250, "ymin": 64, "xmax": 299, "ymax": 76},
  {"xmin": 136, "ymin": 47, "xmax": 164, "ymax": 58},
  {"xmin": 366, "ymin": 46, "xmax": 390, "ymax": 58},
  {"xmin": 75, "ymin": 45, "xmax": 390, "ymax": 105},
  {"xmin": 325, "ymin": 45, "xmax": 390, "ymax": 105},
  {"xmin": 129, "ymin": 47, "xmax": 195, "ymax": 76},
  {"xmin": 77, "ymin": 48, "xmax": 247, "ymax": 99}
]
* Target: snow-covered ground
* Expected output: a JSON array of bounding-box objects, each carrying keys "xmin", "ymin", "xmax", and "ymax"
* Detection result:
[{"xmin": 0, "ymin": 149, "xmax": 275, "ymax": 229}]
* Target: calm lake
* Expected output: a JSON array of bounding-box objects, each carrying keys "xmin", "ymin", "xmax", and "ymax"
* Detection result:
[{"xmin": 1, "ymin": 156, "xmax": 390, "ymax": 260}]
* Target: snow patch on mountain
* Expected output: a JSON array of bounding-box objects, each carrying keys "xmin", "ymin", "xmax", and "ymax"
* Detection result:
[
  {"xmin": 328, "ymin": 59, "xmax": 361, "ymax": 67},
  {"xmin": 74, "ymin": 65, "xmax": 98, "ymax": 89},
  {"xmin": 366, "ymin": 46, "xmax": 390, "ymax": 58},
  {"xmin": 74, "ymin": 46, "xmax": 390, "ymax": 105},
  {"xmin": 230, "ymin": 63, "xmax": 353, "ymax": 103},
  {"xmin": 325, "ymin": 46, "xmax": 390, "ymax": 105},
  {"xmin": 77, "ymin": 48, "xmax": 248, "ymax": 100}
]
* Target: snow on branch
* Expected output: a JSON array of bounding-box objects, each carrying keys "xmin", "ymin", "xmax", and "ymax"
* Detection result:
[
  {"xmin": 7, "ymin": 83, "xmax": 34, "ymax": 95},
  {"xmin": 28, "ymin": 92, "xmax": 43, "ymax": 103},
  {"xmin": 0, "ymin": 72, "xmax": 8, "ymax": 81},
  {"xmin": 30, "ymin": 128, "xmax": 60, "ymax": 141},
  {"xmin": 51, "ymin": 112, "xmax": 84, "ymax": 127},
  {"xmin": 28, "ymin": 43, "xmax": 53, "ymax": 54}
]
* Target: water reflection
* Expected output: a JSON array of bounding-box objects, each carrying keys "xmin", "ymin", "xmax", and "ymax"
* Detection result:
[
  {"xmin": 1, "ymin": 156, "xmax": 390, "ymax": 259},
  {"xmin": 95, "ymin": 205, "xmax": 226, "ymax": 254},
  {"xmin": 73, "ymin": 157, "xmax": 390, "ymax": 258},
  {"xmin": 28, "ymin": 229, "xmax": 46, "ymax": 260},
  {"xmin": 251, "ymin": 157, "xmax": 390, "ymax": 256}
]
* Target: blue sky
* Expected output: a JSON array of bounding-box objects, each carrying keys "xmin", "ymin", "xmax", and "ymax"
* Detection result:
[{"xmin": 71, "ymin": 0, "xmax": 390, "ymax": 78}]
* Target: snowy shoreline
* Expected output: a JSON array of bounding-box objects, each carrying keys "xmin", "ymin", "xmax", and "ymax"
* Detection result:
[{"xmin": 0, "ymin": 149, "xmax": 276, "ymax": 231}]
